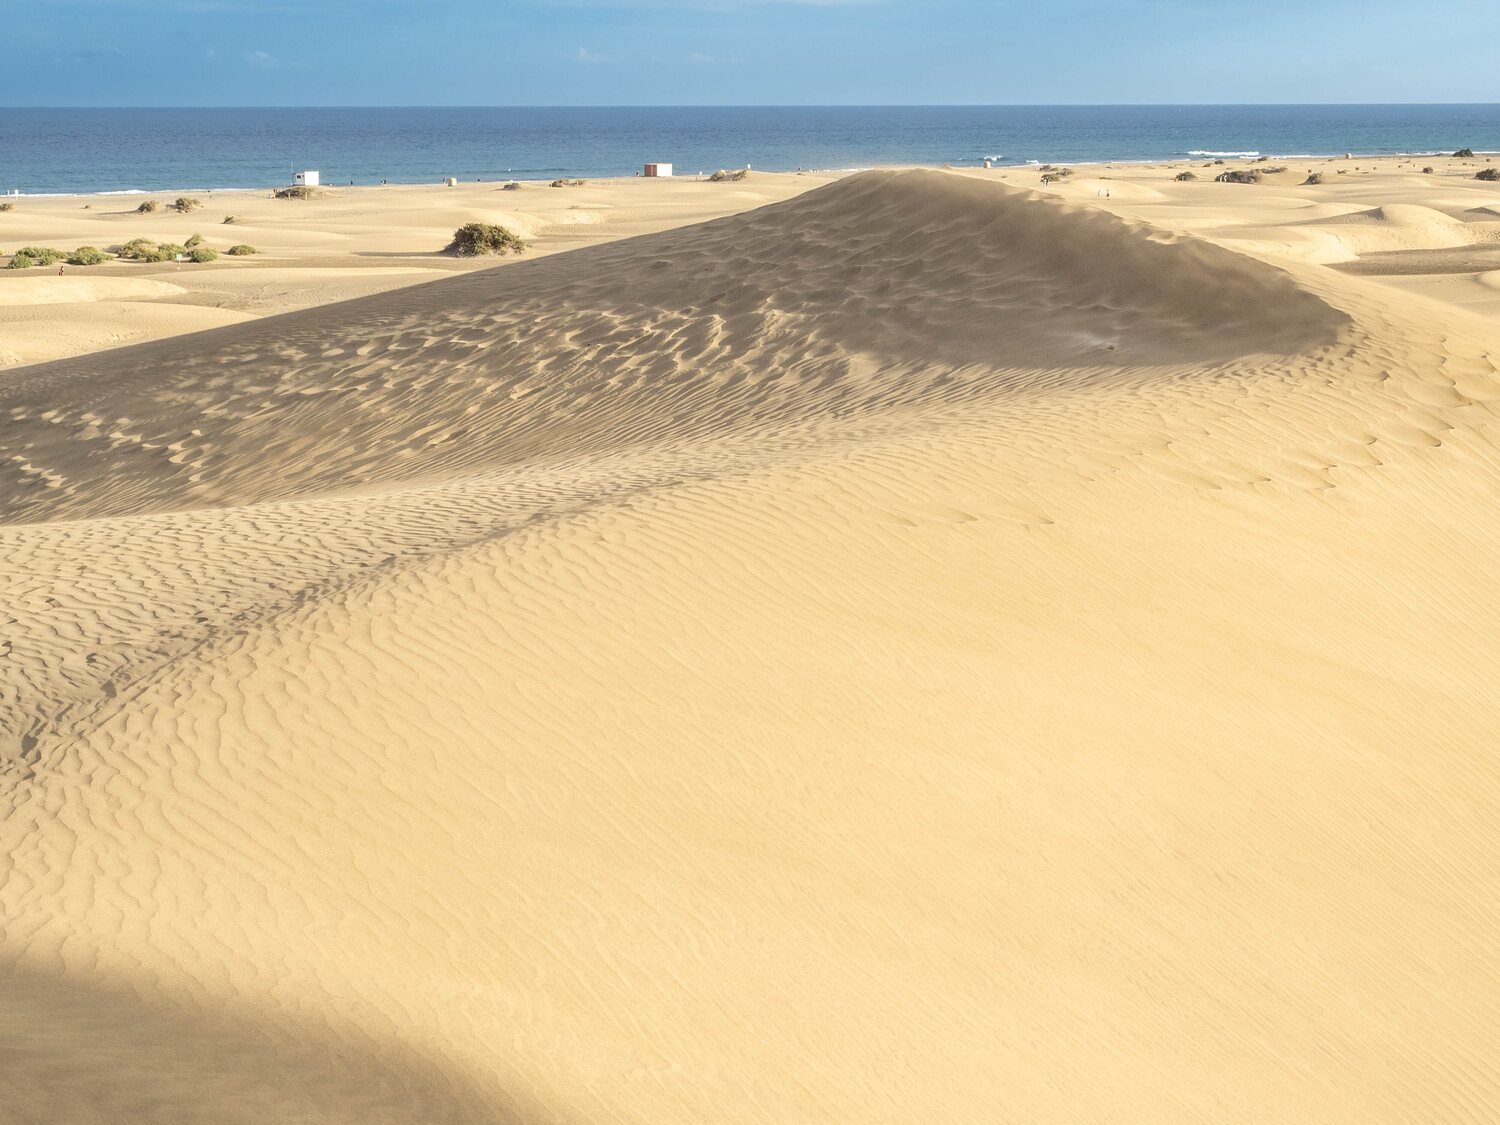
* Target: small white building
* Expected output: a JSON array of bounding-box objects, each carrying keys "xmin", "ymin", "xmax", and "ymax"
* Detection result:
[
  {"xmin": 644, "ymin": 162, "xmax": 673, "ymax": 178},
  {"xmin": 293, "ymin": 170, "xmax": 319, "ymax": 187}
]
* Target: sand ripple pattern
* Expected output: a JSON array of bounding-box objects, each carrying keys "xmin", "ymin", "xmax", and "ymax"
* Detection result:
[{"xmin": 7, "ymin": 171, "xmax": 1499, "ymax": 1123}]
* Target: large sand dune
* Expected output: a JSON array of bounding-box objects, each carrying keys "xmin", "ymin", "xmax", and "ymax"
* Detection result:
[{"xmin": 4, "ymin": 169, "xmax": 1500, "ymax": 1123}]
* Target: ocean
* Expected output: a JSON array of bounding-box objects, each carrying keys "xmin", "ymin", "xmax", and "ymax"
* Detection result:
[{"xmin": 3, "ymin": 105, "xmax": 1499, "ymax": 196}]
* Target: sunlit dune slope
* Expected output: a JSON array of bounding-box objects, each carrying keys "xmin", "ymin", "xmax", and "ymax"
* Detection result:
[{"xmin": 5, "ymin": 170, "xmax": 1500, "ymax": 1125}]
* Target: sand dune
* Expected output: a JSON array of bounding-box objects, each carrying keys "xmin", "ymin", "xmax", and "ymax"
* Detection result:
[{"xmin": 5, "ymin": 168, "xmax": 1500, "ymax": 1123}]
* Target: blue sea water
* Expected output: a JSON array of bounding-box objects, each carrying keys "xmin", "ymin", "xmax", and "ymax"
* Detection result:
[{"xmin": 2, "ymin": 105, "xmax": 1499, "ymax": 195}]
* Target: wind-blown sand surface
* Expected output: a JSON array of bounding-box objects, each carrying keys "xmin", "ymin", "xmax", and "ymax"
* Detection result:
[{"xmin": 5, "ymin": 159, "xmax": 1500, "ymax": 1123}]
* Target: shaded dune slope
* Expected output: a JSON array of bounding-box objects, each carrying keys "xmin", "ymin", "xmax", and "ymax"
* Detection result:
[
  {"xmin": 1, "ymin": 170, "xmax": 1340, "ymax": 524},
  {"xmin": 16, "ymin": 172, "xmax": 1500, "ymax": 1123}
]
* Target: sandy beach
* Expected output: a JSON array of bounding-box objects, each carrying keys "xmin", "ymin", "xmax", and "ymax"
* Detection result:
[{"xmin": 5, "ymin": 152, "xmax": 1500, "ymax": 1122}]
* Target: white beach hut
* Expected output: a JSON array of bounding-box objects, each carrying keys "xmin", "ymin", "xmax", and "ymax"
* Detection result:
[
  {"xmin": 643, "ymin": 163, "xmax": 673, "ymax": 178},
  {"xmin": 293, "ymin": 170, "xmax": 320, "ymax": 187}
]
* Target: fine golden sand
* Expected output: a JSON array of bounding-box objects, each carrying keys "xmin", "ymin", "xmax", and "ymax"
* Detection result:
[{"xmin": 4, "ymin": 156, "xmax": 1500, "ymax": 1123}]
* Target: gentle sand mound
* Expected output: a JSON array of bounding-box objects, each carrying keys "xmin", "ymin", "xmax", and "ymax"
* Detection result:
[
  {"xmin": 11, "ymin": 171, "xmax": 1500, "ymax": 1124},
  {"xmin": 0, "ymin": 276, "xmax": 187, "ymax": 306}
]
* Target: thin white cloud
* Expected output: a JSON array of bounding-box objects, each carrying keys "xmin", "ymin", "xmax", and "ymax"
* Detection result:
[{"xmin": 243, "ymin": 48, "xmax": 277, "ymax": 66}]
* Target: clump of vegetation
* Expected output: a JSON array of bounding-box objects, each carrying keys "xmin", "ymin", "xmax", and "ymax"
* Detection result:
[
  {"xmin": 548, "ymin": 178, "xmax": 586, "ymax": 188},
  {"xmin": 222, "ymin": 214, "xmax": 240, "ymax": 224},
  {"xmin": 707, "ymin": 168, "xmax": 749, "ymax": 183},
  {"xmin": 1422, "ymin": 166, "xmax": 1436, "ymax": 174},
  {"xmin": 1259, "ymin": 166, "xmax": 1288, "ymax": 174},
  {"xmin": 1174, "ymin": 171, "xmax": 1197, "ymax": 181},
  {"xmin": 184, "ymin": 233, "xmax": 205, "ymax": 248},
  {"xmin": 174, "ymin": 196, "xmax": 202, "ymax": 212},
  {"xmin": 501, "ymin": 181, "xmax": 522, "ymax": 191},
  {"xmin": 226, "ymin": 243, "xmax": 257, "ymax": 255},
  {"xmin": 1454, "ymin": 147, "xmax": 1476, "ymax": 158},
  {"xmin": 1477, "ymin": 168, "xmax": 1500, "ymax": 182},
  {"xmin": 274, "ymin": 185, "xmax": 323, "ymax": 200},
  {"xmin": 114, "ymin": 237, "xmax": 182, "ymax": 262},
  {"xmin": 1303, "ymin": 172, "xmax": 1326, "ymax": 185},
  {"xmin": 1215, "ymin": 169, "xmax": 1264, "ymax": 184},
  {"xmin": 0, "ymin": 202, "xmax": 13, "ymax": 212},
  {"xmin": 445, "ymin": 222, "xmax": 527, "ymax": 257},
  {"xmin": 1212, "ymin": 159, "xmax": 1227, "ymax": 166},
  {"xmin": 67, "ymin": 245, "xmax": 110, "ymax": 265},
  {"xmin": 188, "ymin": 246, "xmax": 218, "ymax": 262},
  {"xmin": 7, "ymin": 246, "xmax": 65, "ymax": 269},
  {"xmin": 136, "ymin": 199, "xmax": 162, "ymax": 213}
]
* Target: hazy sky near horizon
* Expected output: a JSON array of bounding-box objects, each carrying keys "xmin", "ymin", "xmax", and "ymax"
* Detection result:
[{"xmin": 5, "ymin": 0, "xmax": 1498, "ymax": 107}]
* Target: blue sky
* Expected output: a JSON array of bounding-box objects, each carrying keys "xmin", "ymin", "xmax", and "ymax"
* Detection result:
[{"xmin": 5, "ymin": 0, "xmax": 1499, "ymax": 106}]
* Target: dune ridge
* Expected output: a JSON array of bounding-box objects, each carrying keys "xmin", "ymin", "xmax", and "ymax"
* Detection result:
[{"xmin": 5, "ymin": 169, "xmax": 1500, "ymax": 1123}]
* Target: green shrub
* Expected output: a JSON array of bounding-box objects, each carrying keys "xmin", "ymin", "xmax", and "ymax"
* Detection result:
[
  {"xmin": 501, "ymin": 181, "xmax": 522, "ymax": 191},
  {"xmin": 115, "ymin": 237, "xmax": 160, "ymax": 261},
  {"xmin": 174, "ymin": 196, "xmax": 202, "ymax": 212},
  {"xmin": 226, "ymin": 243, "xmax": 257, "ymax": 255},
  {"xmin": 185, "ymin": 233, "xmax": 204, "ymax": 248},
  {"xmin": 115, "ymin": 238, "xmax": 181, "ymax": 262},
  {"xmin": 1476, "ymin": 167, "xmax": 1500, "ymax": 182},
  {"xmin": 7, "ymin": 253, "xmax": 38, "ymax": 269},
  {"xmin": 1303, "ymin": 172, "xmax": 1326, "ymax": 185},
  {"xmin": 707, "ymin": 168, "xmax": 749, "ymax": 183},
  {"xmin": 67, "ymin": 245, "xmax": 110, "ymax": 265},
  {"xmin": 12, "ymin": 246, "xmax": 64, "ymax": 266},
  {"xmin": 273, "ymin": 185, "xmax": 322, "ymax": 200},
  {"xmin": 445, "ymin": 222, "xmax": 526, "ymax": 256},
  {"xmin": 188, "ymin": 246, "xmax": 218, "ymax": 262},
  {"xmin": 136, "ymin": 199, "xmax": 161, "ymax": 213},
  {"xmin": 1174, "ymin": 171, "xmax": 1197, "ymax": 181},
  {"xmin": 1215, "ymin": 169, "xmax": 1263, "ymax": 185}
]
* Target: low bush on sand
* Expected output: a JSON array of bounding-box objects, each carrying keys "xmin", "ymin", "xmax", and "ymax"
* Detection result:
[
  {"xmin": 115, "ymin": 238, "xmax": 181, "ymax": 262},
  {"xmin": 446, "ymin": 222, "xmax": 527, "ymax": 256},
  {"xmin": 548, "ymin": 179, "xmax": 585, "ymax": 188},
  {"xmin": 222, "ymin": 215, "xmax": 240, "ymax": 224},
  {"xmin": 1423, "ymin": 166, "xmax": 1436, "ymax": 174},
  {"xmin": 7, "ymin": 246, "xmax": 65, "ymax": 268},
  {"xmin": 274, "ymin": 185, "xmax": 322, "ymax": 200},
  {"xmin": 1475, "ymin": 167, "xmax": 1500, "ymax": 181},
  {"xmin": 137, "ymin": 199, "xmax": 162, "ymax": 213},
  {"xmin": 184, "ymin": 233, "xmax": 205, "ymax": 248},
  {"xmin": 1215, "ymin": 169, "xmax": 1263, "ymax": 184},
  {"xmin": 226, "ymin": 243, "xmax": 257, "ymax": 255},
  {"xmin": 175, "ymin": 196, "xmax": 202, "ymax": 212},
  {"xmin": 1454, "ymin": 148, "xmax": 1476, "ymax": 158},
  {"xmin": 502, "ymin": 181, "xmax": 522, "ymax": 191},
  {"xmin": 0, "ymin": 202, "xmax": 13, "ymax": 212},
  {"xmin": 188, "ymin": 246, "xmax": 218, "ymax": 262},
  {"xmin": 67, "ymin": 245, "xmax": 110, "ymax": 265},
  {"xmin": 1304, "ymin": 172, "xmax": 1326, "ymax": 185},
  {"xmin": 708, "ymin": 169, "xmax": 749, "ymax": 183},
  {"xmin": 1174, "ymin": 171, "xmax": 1197, "ymax": 181}
]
